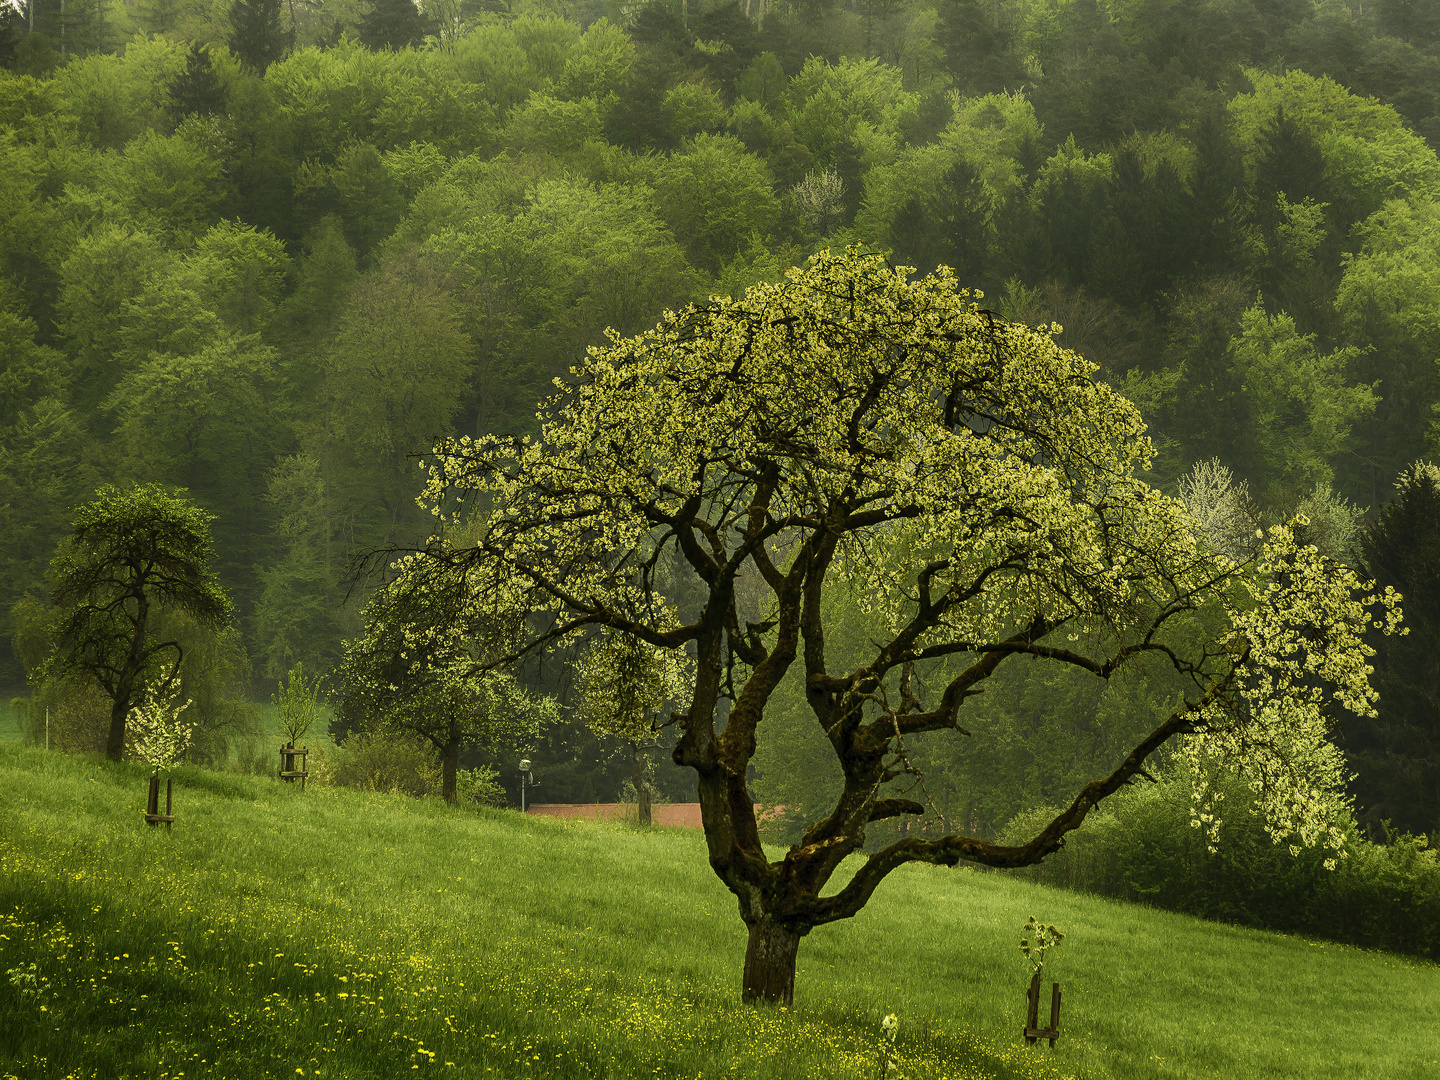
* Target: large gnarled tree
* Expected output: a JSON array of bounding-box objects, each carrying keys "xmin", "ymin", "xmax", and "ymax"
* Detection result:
[{"xmin": 417, "ymin": 249, "xmax": 1399, "ymax": 1005}]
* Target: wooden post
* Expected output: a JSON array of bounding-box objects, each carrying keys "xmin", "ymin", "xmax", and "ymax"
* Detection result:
[
  {"xmin": 1022, "ymin": 972, "xmax": 1061, "ymax": 1048},
  {"xmin": 144, "ymin": 774, "xmax": 176, "ymax": 827},
  {"xmin": 278, "ymin": 743, "xmax": 310, "ymax": 788},
  {"xmin": 1049, "ymin": 982, "xmax": 1061, "ymax": 1048},
  {"xmin": 1025, "ymin": 970, "xmax": 1039, "ymax": 1045}
]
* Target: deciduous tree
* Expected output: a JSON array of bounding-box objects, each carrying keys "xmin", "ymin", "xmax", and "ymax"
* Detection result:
[
  {"xmin": 337, "ymin": 544, "xmax": 556, "ymax": 803},
  {"xmin": 417, "ymin": 248, "xmax": 1399, "ymax": 1005},
  {"xmin": 1226, "ymin": 301, "xmax": 1376, "ymax": 490},
  {"xmin": 577, "ymin": 615, "xmax": 692, "ymax": 825},
  {"xmin": 305, "ymin": 246, "xmax": 472, "ymax": 548},
  {"xmin": 39, "ymin": 484, "xmax": 233, "ymax": 762}
]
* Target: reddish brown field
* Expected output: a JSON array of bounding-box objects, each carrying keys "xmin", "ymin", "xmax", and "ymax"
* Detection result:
[{"xmin": 524, "ymin": 803, "xmax": 787, "ymax": 829}]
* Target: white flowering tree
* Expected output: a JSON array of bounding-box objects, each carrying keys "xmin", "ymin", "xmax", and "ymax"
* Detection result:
[
  {"xmin": 337, "ymin": 545, "xmax": 557, "ymax": 804},
  {"xmin": 1178, "ymin": 458, "xmax": 1259, "ymax": 564},
  {"xmin": 416, "ymin": 248, "xmax": 1400, "ymax": 1006},
  {"xmin": 126, "ymin": 684, "xmax": 196, "ymax": 775}
]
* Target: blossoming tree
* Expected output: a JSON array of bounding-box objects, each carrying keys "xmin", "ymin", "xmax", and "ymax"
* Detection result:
[
  {"xmin": 127, "ymin": 684, "xmax": 196, "ymax": 775},
  {"xmin": 416, "ymin": 248, "xmax": 1400, "ymax": 1005}
]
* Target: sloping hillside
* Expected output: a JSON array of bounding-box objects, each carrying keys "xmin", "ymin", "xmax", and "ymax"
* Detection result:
[{"xmin": 1, "ymin": 744, "xmax": 1435, "ymax": 1080}]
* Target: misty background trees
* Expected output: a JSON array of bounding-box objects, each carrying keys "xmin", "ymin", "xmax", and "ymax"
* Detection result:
[{"xmin": 2, "ymin": 0, "xmax": 1440, "ymax": 845}]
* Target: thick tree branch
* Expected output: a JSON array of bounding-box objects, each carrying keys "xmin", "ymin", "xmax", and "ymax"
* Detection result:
[{"xmin": 800, "ymin": 679, "xmax": 1228, "ymax": 926}]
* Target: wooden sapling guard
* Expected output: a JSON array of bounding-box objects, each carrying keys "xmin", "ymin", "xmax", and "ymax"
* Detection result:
[
  {"xmin": 1023, "ymin": 970, "xmax": 1061, "ymax": 1047},
  {"xmin": 273, "ymin": 663, "xmax": 322, "ymax": 792},
  {"xmin": 144, "ymin": 775, "xmax": 175, "ymax": 829},
  {"xmin": 279, "ymin": 743, "xmax": 310, "ymax": 789},
  {"xmin": 132, "ymin": 686, "xmax": 192, "ymax": 829}
]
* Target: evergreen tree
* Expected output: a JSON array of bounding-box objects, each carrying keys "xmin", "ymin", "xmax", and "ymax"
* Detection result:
[
  {"xmin": 168, "ymin": 43, "xmax": 228, "ymax": 121},
  {"xmin": 228, "ymin": 0, "xmax": 288, "ymax": 74},
  {"xmin": 693, "ymin": 2, "xmax": 759, "ymax": 99},
  {"xmin": 1254, "ymin": 107, "xmax": 1329, "ymax": 217},
  {"xmin": 935, "ymin": 0, "xmax": 1025, "ymax": 96},
  {"xmin": 0, "ymin": 3, "xmax": 22, "ymax": 69},
  {"xmin": 888, "ymin": 158, "xmax": 990, "ymax": 282},
  {"xmin": 358, "ymin": 0, "xmax": 429, "ymax": 52},
  {"xmin": 30, "ymin": 0, "xmax": 107, "ymax": 58},
  {"xmin": 1347, "ymin": 463, "xmax": 1440, "ymax": 838}
]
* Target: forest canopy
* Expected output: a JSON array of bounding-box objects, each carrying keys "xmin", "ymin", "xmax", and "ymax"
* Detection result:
[{"xmin": 4, "ymin": 0, "xmax": 1440, "ymax": 836}]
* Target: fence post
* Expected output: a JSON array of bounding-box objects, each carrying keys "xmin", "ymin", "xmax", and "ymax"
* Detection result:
[
  {"xmin": 1025, "ymin": 971, "xmax": 1039, "ymax": 1046},
  {"xmin": 1049, "ymin": 982, "xmax": 1061, "ymax": 1049}
]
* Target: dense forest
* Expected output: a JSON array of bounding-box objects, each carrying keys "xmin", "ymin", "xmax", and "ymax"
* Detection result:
[{"xmin": 3, "ymin": 0, "xmax": 1440, "ymax": 843}]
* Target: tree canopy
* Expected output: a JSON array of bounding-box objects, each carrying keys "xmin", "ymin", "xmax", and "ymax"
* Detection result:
[
  {"xmin": 416, "ymin": 247, "xmax": 1399, "ymax": 1004},
  {"xmin": 337, "ymin": 543, "xmax": 556, "ymax": 802},
  {"xmin": 2, "ymin": 0, "xmax": 1439, "ymax": 840},
  {"xmin": 40, "ymin": 483, "xmax": 233, "ymax": 761}
]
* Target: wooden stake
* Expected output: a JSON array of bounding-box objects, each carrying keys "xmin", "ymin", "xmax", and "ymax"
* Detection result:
[
  {"xmin": 1025, "ymin": 971, "xmax": 1039, "ymax": 1045},
  {"xmin": 1022, "ymin": 975, "xmax": 1062, "ymax": 1047},
  {"xmin": 1049, "ymin": 982, "xmax": 1061, "ymax": 1048},
  {"xmin": 144, "ymin": 774, "xmax": 176, "ymax": 827}
]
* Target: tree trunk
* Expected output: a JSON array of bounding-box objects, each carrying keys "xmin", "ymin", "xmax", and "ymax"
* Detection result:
[
  {"xmin": 742, "ymin": 920, "xmax": 803, "ymax": 1006},
  {"xmin": 106, "ymin": 688, "xmax": 131, "ymax": 762},
  {"xmin": 633, "ymin": 742, "xmax": 651, "ymax": 826},
  {"xmin": 442, "ymin": 725, "xmax": 459, "ymax": 805},
  {"xmin": 107, "ymin": 594, "xmax": 153, "ymax": 762}
]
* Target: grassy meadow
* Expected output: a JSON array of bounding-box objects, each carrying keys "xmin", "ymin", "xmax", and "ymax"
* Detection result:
[
  {"xmin": 1, "ymin": 700, "xmax": 27, "ymax": 744},
  {"xmin": 1, "ymin": 743, "xmax": 1437, "ymax": 1080}
]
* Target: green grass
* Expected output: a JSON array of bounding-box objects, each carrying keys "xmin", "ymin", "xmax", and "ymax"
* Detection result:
[
  {"xmin": 218, "ymin": 702, "xmax": 339, "ymax": 776},
  {"xmin": 0, "ymin": 698, "xmax": 28, "ymax": 744},
  {"xmin": 1, "ymin": 744, "xmax": 1436, "ymax": 1080},
  {"xmin": 250, "ymin": 702, "xmax": 339, "ymax": 744}
]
